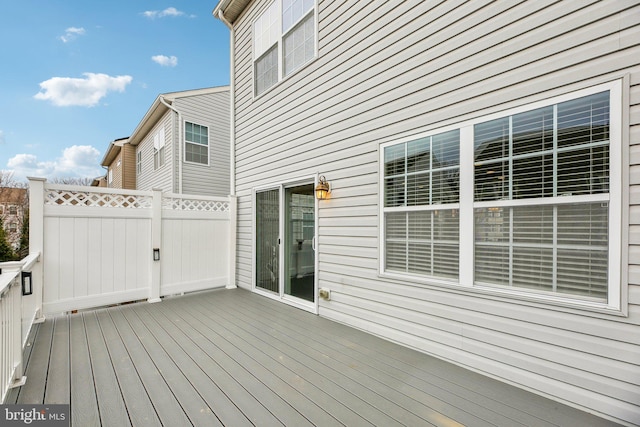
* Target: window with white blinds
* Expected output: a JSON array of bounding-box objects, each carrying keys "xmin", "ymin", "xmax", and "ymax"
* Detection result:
[
  {"xmin": 381, "ymin": 82, "xmax": 621, "ymax": 308},
  {"xmin": 474, "ymin": 91, "xmax": 610, "ymax": 299},
  {"xmin": 253, "ymin": 0, "xmax": 316, "ymax": 96},
  {"xmin": 383, "ymin": 130, "xmax": 460, "ymax": 280}
]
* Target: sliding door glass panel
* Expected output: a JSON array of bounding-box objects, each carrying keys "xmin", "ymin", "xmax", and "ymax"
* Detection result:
[
  {"xmin": 256, "ymin": 189, "xmax": 280, "ymax": 293},
  {"xmin": 284, "ymin": 184, "xmax": 315, "ymax": 302}
]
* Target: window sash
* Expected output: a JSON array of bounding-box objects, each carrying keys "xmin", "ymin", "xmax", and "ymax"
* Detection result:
[
  {"xmin": 253, "ymin": 0, "xmax": 316, "ymax": 96},
  {"xmin": 380, "ymin": 82, "xmax": 621, "ymax": 309},
  {"xmin": 184, "ymin": 122, "xmax": 209, "ymax": 165}
]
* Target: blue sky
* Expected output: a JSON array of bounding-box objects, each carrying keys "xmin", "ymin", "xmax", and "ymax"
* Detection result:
[{"xmin": 0, "ymin": 1, "xmax": 229, "ymax": 183}]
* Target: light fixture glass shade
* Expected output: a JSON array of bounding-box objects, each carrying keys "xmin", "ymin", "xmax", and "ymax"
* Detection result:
[{"xmin": 315, "ymin": 176, "xmax": 329, "ymax": 200}]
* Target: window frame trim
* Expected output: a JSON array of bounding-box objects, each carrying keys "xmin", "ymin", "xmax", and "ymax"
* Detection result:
[
  {"xmin": 379, "ymin": 80, "xmax": 623, "ymax": 313},
  {"xmin": 183, "ymin": 120, "xmax": 210, "ymax": 166},
  {"xmin": 251, "ymin": 0, "xmax": 319, "ymax": 99}
]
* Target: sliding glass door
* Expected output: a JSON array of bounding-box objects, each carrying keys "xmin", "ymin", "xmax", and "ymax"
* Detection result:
[
  {"xmin": 284, "ymin": 184, "xmax": 315, "ymax": 301},
  {"xmin": 255, "ymin": 182, "xmax": 316, "ymax": 308}
]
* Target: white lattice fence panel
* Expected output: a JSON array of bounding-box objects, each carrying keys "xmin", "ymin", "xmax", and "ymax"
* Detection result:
[
  {"xmin": 163, "ymin": 197, "xmax": 230, "ymax": 212},
  {"xmin": 45, "ymin": 189, "xmax": 152, "ymax": 208}
]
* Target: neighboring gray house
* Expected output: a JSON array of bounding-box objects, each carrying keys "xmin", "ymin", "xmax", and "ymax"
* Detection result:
[
  {"xmin": 214, "ymin": 0, "xmax": 640, "ymax": 425},
  {"xmin": 130, "ymin": 86, "xmax": 230, "ymax": 196}
]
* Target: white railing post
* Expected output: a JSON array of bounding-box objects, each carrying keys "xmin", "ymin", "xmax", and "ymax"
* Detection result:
[
  {"xmin": 148, "ymin": 189, "xmax": 162, "ymax": 303},
  {"xmin": 11, "ymin": 277, "xmax": 25, "ymax": 388},
  {"xmin": 28, "ymin": 177, "xmax": 46, "ymax": 322},
  {"xmin": 0, "ymin": 268, "xmax": 27, "ymax": 402},
  {"xmin": 226, "ymin": 195, "xmax": 237, "ymax": 289}
]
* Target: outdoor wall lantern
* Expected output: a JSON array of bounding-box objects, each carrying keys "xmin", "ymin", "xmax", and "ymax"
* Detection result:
[
  {"xmin": 21, "ymin": 271, "xmax": 33, "ymax": 296},
  {"xmin": 315, "ymin": 176, "xmax": 330, "ymax": 200},
  {"xmin": 153, "ymin": 248, "xmax": 160, "ymax": 261}
]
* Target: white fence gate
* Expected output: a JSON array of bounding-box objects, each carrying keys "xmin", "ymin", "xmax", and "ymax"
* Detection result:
[{"xmin": 30, "ymin": 178, "xmax": 236, "ymax": 314}]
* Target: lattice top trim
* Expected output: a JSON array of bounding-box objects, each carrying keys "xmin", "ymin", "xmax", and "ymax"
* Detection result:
[
  {"xmin": 45, "ymin": 190, "xmax": 153, "ymax": 209},
  {"xmin": 162, "ymin": 197, "xmax": 229, "ymax": 212}
]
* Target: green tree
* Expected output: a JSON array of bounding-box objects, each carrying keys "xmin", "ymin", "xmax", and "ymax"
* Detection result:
[
  {"xmin": 17, "ymin": 209, "xmax": 29, "ymax": 260},
  {"xmin": 0, "ymin": 216, "xmax": 15, "ymax": 262}
]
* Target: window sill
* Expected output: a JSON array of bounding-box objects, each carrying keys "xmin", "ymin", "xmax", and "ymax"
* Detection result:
[{"xmin": 378, "ymin": 270, "xmax": 627, "ymax": 319}]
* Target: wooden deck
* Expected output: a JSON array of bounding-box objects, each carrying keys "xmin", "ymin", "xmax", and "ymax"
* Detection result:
[{"xmin": 7, "ymin": 288, "xmax": 619, "ymax": 426}]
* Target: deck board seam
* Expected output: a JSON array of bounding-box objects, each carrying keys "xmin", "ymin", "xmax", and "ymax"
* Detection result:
[
  {"xmin": 155, "ymin": 296, "xmax": 333, "ymax": 426},
  {"xmin": 209, "ymin": 290, "xmax": 537, "ymax": 426},
  {"xmin": 187, "ymin": 291, "xmax": 436, "ymax": 427}
]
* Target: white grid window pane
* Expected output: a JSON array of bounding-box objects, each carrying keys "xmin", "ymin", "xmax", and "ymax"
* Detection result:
[
  {"xmin": 185, "ymin": 122, "xmax": 209, "ymax": 165},
  {"xmin": 283, "ymin": 0, "xmax": 314, "ymax": 32},
  {"xmin": 283, "ymin": 12, "xmax": 315, "ymax": 76},
  {"xmin": 383, "ymin": 129, "xmax": 460, "ymax": 280},
  {"xmin": 185, "ymin": 143, "xmax": 208, "ymax": 165},
  {"xmin": 557, "ymin": 91, "xmax": 609, "ymax": 148},
  {"xmin": 254, "ymin": 2, "xmax": 278, "ymax": 59},
  {"xmin": 256, "ymin": 46, "xmax": 278, "ymax": 95},
  {"xmin": 385, "ymin": 210, "xmax": 459, "ymax": 280},
  {"xmin": 473, "ymin": 90, "xmax": 610, "ymax": 301},
  {"xmin": 474, "ymin": 202, "xmax": 609, "ymax": 301},
  {"xmin": 385, "ymin": 212, "xmax": 407, "ymax": 272}
]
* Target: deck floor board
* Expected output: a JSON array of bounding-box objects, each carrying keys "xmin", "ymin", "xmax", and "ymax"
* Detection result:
[
  {"xmin": 69, "ymin": 314, "xmax": 100, "ymax": 426},
  {"xmin": 10, "ymin": 288, "xmax": 622, "ymax": 427},
  {"xmin": 83, "ymin": 311, "xmax": 131, "ymax": 427}
]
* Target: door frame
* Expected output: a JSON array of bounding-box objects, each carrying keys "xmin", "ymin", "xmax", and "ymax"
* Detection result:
[{"xmin": 251, "ymin": 174, "xmax": 319, "ymax": 314}]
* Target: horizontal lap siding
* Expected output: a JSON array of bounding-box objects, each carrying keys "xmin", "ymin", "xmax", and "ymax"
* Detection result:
[
  {"xmin": 136, "ymin": 112, "xmax": 174, "ymax": 192},
  {"xmin": 122, "ymin": 144, "xmax": 136, "ymax": 190},
  {"xmin": 175, "ymin": 90, "xmax": 231, "ymax": 196},
  {"xmin": 232, "ymin": 0, "xmax": 640, "ymax": 424}
]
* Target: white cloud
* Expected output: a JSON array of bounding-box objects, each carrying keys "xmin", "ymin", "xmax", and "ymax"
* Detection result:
[
  {"xmin": 34, "ymin": 73, "xmax": 133, "ymax": 107},
  {"xmin": 0, "ymin": 130, "xmax": 5, "ymax": 145},
  {"xmin": 7, "ymin": 146, "xmax": 101, "ymax": 181},
  {"xmin": 142, "ymin": 7, "xmax": 185, "ymax": 19},
  {"xmin": 152, "ymin": 55, "xmax": 178, "ymax": 67},
  {"xmin": 59, "ymin": 27, "xmax": 86, "ymax": 43}
]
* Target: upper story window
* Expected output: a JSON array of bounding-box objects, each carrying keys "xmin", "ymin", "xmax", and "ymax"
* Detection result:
[
  {"xmin": 108, "ymin": 169, "xmax": 113, "ymax": 184},
  {"xmin": 185, "ymin": 122, "xmax": 209, "ymax": 165},
  {"xmin": 8, "ymin": 205, "xmax": 17, "ymax": 215},
  {"xmin": 254, "ymin": 0, "xmax": 316, "ymax": 96},
  {"xmin": 153, "ymin": 127, "xmax": 165, "ymax": 170},
  {"xmin": 136, "ymin": 151, "xmax": 142, "ymax": 174},
  {"xmin": 381, "ymin": 81, "xmax": 621, "ymax": 311}
]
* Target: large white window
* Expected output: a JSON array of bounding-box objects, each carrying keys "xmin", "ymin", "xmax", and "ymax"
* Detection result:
[
  {"xmin": 253, "ymin": 0, "xmax": 316, "ymax": 96},
  {"xmin": 381, "ymin": 82, "xmax": 622, "ymax": 309},
  {"xmin": 185, "ymin": 122, "xmax": 209, "ymax": 165}
]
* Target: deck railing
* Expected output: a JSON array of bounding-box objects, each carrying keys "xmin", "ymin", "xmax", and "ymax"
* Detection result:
[{"xmin": 0, "ymin": 253, "xmax": 40, "ymax": 403}]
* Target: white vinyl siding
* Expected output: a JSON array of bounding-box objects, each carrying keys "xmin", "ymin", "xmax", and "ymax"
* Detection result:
[
  {"xmin": 136, "ymin": 112, "xmax": 173, "ymax": 193},
  {"xmin": 175, "ymin": 89, "xmax": 230, "ymax": 197},
  {"xmin": 230, "ymin": 0, "xmax": 639, "ymax": 423},
  {"xmin": 253, "ymin": 0, "xmax": 316, "ymax": 96}
]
